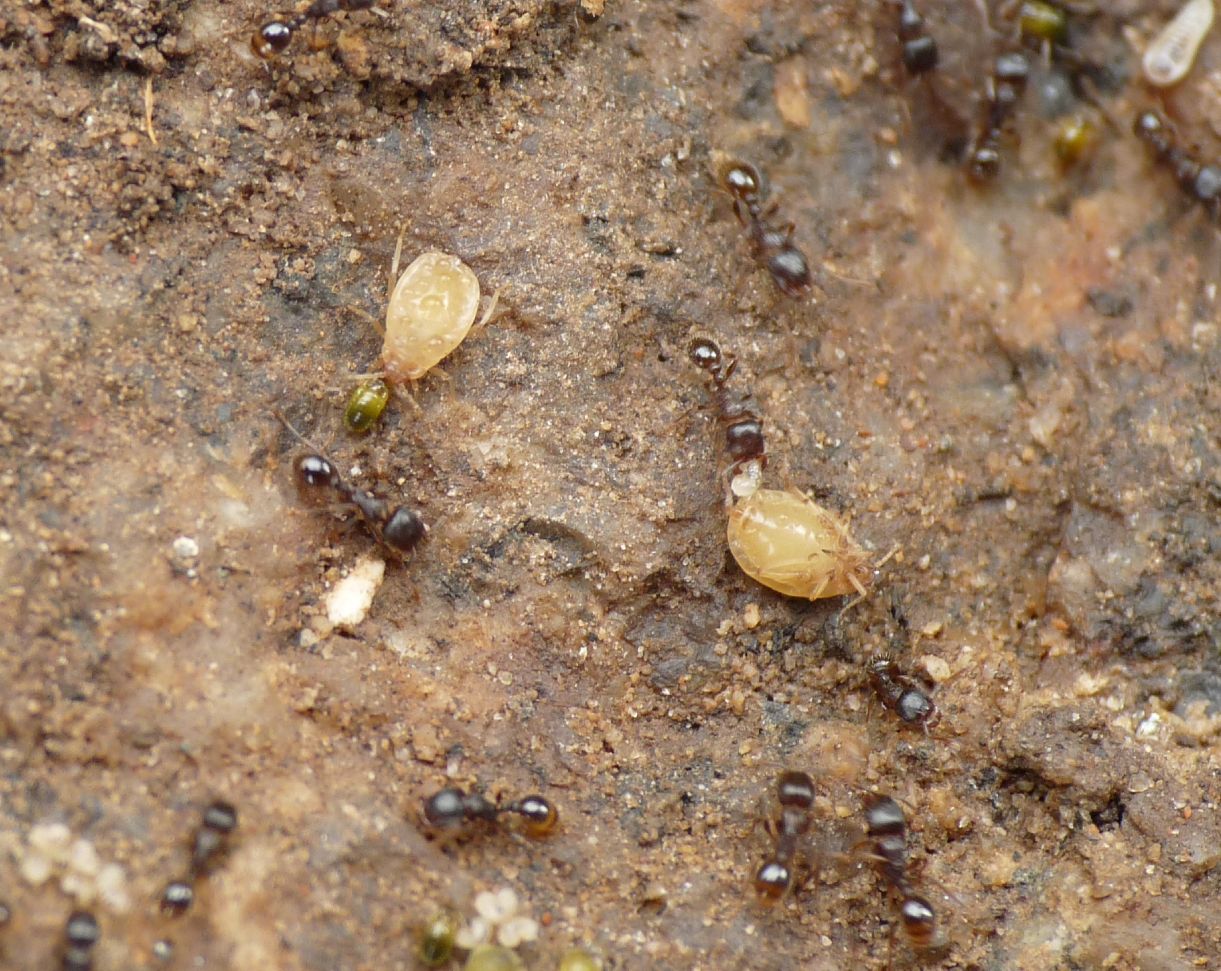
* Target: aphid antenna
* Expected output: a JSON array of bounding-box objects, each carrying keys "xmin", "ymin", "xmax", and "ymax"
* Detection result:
[{"xmin": 272, "ymin": 406, "xmax": 331, "ymax": 457}]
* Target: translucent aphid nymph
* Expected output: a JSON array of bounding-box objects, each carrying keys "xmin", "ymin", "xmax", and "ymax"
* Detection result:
[
  {"xmin": 727, "ymin": 487, "xmax": 871, "ymax": 601},
  {"xmin": 381, "ymin": 250, "xmax": 483, "ymax": 384}
]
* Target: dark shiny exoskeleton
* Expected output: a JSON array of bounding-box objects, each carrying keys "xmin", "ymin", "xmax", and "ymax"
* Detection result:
[
  {"xmin": 897, "ymin": 0, "xmax": 938, "ymax": 75},
  {"xmin": 754, "ymin": 771, "xmax": 816, "ymax": 901},
  {"xmin": 719, "ymin": 160, "xmax": 813, "ymax": 298},
  {"xmin": 967, "ymin": 52, "xmax": 1031, "ymax": 182},
  {"xmin": 160, "ymin": 880, "xmax": 195, "ymax": 917},
  {"xmin": 252, "ymin": 0, "xmax": 376, "ymax": 58},
  {"xmin": 62, "ymin": 911, "xmax": 100, "ymax": 971},
  {"xmin": 869, "ymin": 657, "xmax": 939, "ymax": 730},
  {"xmin": 292, "ymin": 453, "xmax": 428, "ymax": 556},
  {"xmin": 689, "ymin": 338, "xmax": 767, "ymax": 482},
  {"xmin": 422, "ymin": 787, "xmax": 559, "ymax": 838},
  {"xmin": 862, "ymin": 795, "xmax": 942, "ymax": 954},
  {"xmin": 1134, "ymin": 110, "xmax": 1221, "ymax": 222}
]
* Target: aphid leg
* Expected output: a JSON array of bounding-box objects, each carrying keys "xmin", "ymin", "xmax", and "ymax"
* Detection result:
[{"xmin": 470, "ymin": 289, "xmax": 501, "ymax": 336}]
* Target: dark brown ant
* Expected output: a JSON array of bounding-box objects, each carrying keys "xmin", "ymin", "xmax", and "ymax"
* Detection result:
[
  {"xmin": 861, "ymin": 795, "xmax": 945, "ymax": 959},
  {"xmin": 61, "ymin": 911, "xmax": 100, "ymax": 971},
  {"xmin": 966, "ymin": 51, "xmax": 1031, "ymax": 182},
  {"xmin": 160, "ymin": 801, "xmax": 238, "ymax": 918},
  {"xmin": 252, "ymin": 0, "xmax": 376, "ymax": 58},
  {"xmin": 293, "ymin": 452, "xmax": 428, "ymax": 556},
  {"xmin": 1133, "ymin": 110, "xmax": 1221, "ymax": 223},
  {"xmin": 868, "ymin": 656, "xmax": 940, "ymax": 731},
  {"xmin": 895, "ymin": 0, "xmax": 939, "ymax": 75},
  {"xmin": 717, "ymin": 160, "xmax": 813, "ymax": 298},
  {"xmin": 422, "ymin": 787, "xmax": 559, "ymax": 839},
  {"xmin": 688, "ymin": 337, "xmax": 766, "ymax": 489},
  {"xmin": 754, "ymin": 771, "xmax": 817, "ymax": 901}
]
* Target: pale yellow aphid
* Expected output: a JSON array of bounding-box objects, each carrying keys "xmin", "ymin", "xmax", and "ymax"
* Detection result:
[
  {"xmin": 1143, "ymin": 0, "xmax": 1214, "ymax": 87},
  {"xmin": 380, "ymin": 243, "xmax": 485, "ymax": 384},
  {"xmin": 726, "ymin": 487, "xmax": 871, "ymax": 601}
]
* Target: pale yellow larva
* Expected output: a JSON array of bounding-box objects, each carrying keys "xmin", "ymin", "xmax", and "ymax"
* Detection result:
[
  {"xmin": 380, "ymin": 250, "xmax": 482, "ymax": 384},
  {"xmin": 726, "ymin": 487, "xmax": 871, "ymax": 601},
  {"xmin": 1143, "ymin": 0, "xmax": 1214, "ymax": 87}
]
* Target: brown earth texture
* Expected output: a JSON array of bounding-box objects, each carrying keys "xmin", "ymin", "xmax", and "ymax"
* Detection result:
[{"xmin": 0, "ymin": 0, "xmax": 1219, "ymax": 969}]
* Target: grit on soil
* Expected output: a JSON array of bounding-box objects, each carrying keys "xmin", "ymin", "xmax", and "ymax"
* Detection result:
[{"xmin": 0, "ymin": 1, "xmax": 1218, "ymax": 969}]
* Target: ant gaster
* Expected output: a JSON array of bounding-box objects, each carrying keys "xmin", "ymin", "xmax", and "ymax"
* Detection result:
[
  {"xmin": 966, "ymin": 51, "xmax": 1030, "ymax": 182},
  {"xmin": 718, "ymin": 160, "xmax": 814, "ymax": 298},
  {"xmin": 1134, "ymin": 110, "xmax": 1221, "ymax": 222},
  {"xmin": 689, "ymin": 337, "xmax": 766, "ymax": 492},
  {"xmin": 252, "ymin": 0, "xmax": 376, "ymax": 58},
  {"xmin": 861, "ymin": 795, "xmax": 944, "ymax": 956},
  {"xmin": 754, "ymin": 771, "xmax": 816, "ymax": 901},
  {"xmin": 422, "ymin": 787, "xmax": 559, "ymax": 839},
  {"xmin": 868, "ymin": 656, "xmax": 940, "ymax": 731}
]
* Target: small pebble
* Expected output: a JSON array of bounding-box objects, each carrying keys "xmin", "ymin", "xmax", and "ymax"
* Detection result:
[{"xmin": 325, "ymin": 555, "xmax": 386, "ymax": 629}]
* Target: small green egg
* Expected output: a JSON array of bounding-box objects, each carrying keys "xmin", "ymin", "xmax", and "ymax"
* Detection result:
[
  {"xmin": 1054, "ymin": 116, "xmax": 1097, "ymax": 167},
  {"xmin": 343, "ymin": 378, "xmax": 390, "ymax": 434},
  {"xmin": 418, "ymin": 909, "xmax": 459, "ymax": 967},
  {"xmin": 1019, "ymin": 1, "xmax": 1068, "ymax": 44},
  {"xmin": 463, "ymin": 945, "xmax": 526, "ymax": 971},
  {"xmin": 557, "ymin": 948, "xmax": 601, "ymax": 971}
]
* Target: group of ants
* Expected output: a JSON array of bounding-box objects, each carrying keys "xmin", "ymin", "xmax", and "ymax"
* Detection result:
[
  {"xmin": 19, "ymin": 2, "xmax": 1207, "ymax": 969},
  {"xmin": 253, "ymin": 2, "xmax": 1220, "ymax": 967}
]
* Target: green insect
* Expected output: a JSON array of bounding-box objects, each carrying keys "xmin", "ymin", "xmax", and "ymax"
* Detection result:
[
  {"xmin": 1019, "ymin": 0, "xmax": 1068, "ymax": 44},
  {"xmin": 417, "ymin": 909, "xmax": 459, "ymax": 967},
  {"xmin": 343, "ymin": 378, "xmax": 390, "ymax": 434}
]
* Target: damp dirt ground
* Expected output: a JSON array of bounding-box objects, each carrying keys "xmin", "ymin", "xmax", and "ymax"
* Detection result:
[{"xmin": 0, "ymin": 1, "xmax": 1219, "ymax": 969}]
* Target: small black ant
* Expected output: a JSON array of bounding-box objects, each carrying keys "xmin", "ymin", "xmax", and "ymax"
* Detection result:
[
  {"xmin": 966, "ymin": 51, "xmax": 1031, "ymax": 182},
  {"xmin": 717, "ymin": 159, "xmax": 814, "ymax": 298},
  {"xmin": 61, "ymin": 911, "xmax": 100, "ymax": 971},
  {"xmin": 422, "ymin": 787, "xmax": 560, "ymax": 839},
  {"xmin": 252, "ymin": 0, "xmax": 376, "ymax": 59},
  {"xmin": 1133, "ymin": 110, "xmax": 1221, "ymax": 223},
  {"xmin": 294, "ymin": 453, "xmax": 428, "ymax": 555},
  {"xmin": 868, "ymin": 656, "xmax": 940, "ymax": 731},
  {"xmin": 861, "ymin": 795, "xmax": 945, "ymax": 959},
  {"xmin": 895, "ymin": 0, "xmax": 939, "ymax": 76},
  {"xmin": 688, "ymin": 337, "xmax": 767, "ymax": 489},
  {"xmin": 160, "ymin": 800, "xmax": 238, "ymax": 918},
  {"xmin": 754, "ymin": 771, "xmax": 817, "ymax": 901}
]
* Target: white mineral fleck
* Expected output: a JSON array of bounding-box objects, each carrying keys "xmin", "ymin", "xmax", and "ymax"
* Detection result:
[{"xmin": 325, "ymin": 555, "xmax": 386, "ymax": 629}]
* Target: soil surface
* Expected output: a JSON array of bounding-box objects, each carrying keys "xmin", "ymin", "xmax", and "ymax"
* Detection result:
[{"xmin": 1, "ymin": 1, "xmax": 1219, "ymax": 969}]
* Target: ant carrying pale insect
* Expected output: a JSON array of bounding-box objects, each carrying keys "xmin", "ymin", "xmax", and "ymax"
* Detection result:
[
  {"xmin": 277, "ymin": 412, "xmax": 428, "ymax": 556},
  {"xmin": 689, "ymin": 338, "xmax": 878, "ymax": 605},
  {"xmin": 421, "ymin": 787, "xmax": 559, "ymax": 839}
]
